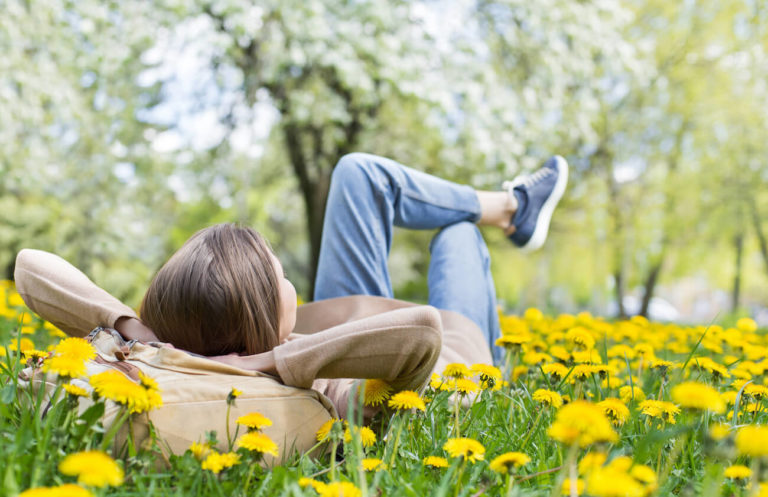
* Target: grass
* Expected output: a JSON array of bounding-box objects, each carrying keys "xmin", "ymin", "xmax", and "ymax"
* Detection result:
[{"xmin": 1, "ymin": 282, "xmax": 766, "ymax": 497}]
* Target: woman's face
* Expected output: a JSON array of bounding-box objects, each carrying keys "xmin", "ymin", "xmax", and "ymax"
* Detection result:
[{"xmin": 270, "ymin": 253, "xmax": 297, "ymax": 342}]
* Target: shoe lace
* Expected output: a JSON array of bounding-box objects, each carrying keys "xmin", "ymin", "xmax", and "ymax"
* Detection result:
[{"xmin": 502, "ymin": 167, "xmax": 553, "ymax": 193}]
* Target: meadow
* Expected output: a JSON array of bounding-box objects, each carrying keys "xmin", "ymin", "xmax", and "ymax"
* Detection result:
[{"xmin": 1, "ymin": 279, "xmax": 767, "ymax": 497}]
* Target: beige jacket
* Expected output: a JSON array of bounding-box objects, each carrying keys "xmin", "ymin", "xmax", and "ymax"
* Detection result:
[{"xmin": 14, "ymin": 249, "xmax": 492, "ymax": 457}]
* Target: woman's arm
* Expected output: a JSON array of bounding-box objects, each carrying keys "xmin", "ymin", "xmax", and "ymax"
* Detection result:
[
  {"xmin": 211, "ymin": 306, "xmax": 442, "ymax": 394},
  {"xmin": 14, "ymin": 249, "xmax": 157, "ymax": 341}
]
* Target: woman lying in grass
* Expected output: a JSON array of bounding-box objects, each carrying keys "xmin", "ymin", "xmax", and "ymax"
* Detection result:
[{"xmin": 15, "ymin": 152, "xmax": 567, "ymax": 423}]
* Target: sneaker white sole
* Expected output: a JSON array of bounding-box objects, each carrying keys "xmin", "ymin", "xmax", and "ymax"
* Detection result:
[{"xmin": 519, "ymin": 155, "xmax": 569, "ymax": 252}]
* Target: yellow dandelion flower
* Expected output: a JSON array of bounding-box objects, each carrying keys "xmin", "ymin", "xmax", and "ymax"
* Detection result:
[
  {"xmin": 542, "ymin": 362, "xmax": 569, "ymax": 380},
  {"xmin": 737, "ymin": 318, "xmax": 758, "ymax": 333},
  {"xmin": 586, "ymin": 465, "xmax": 645, "ymax": 497},
  {"xmin": 0, "ymin": 345, "xmax": 6, "ymax": 357},
  {"xmin": 638, "ymin": 400, "xmax": 680, "ymax": 424},
  {"xmin": 471, "ymin": 363, "xmax": 501, "ymax": 380},
  {"xmin": 443, "ymin": 437, "xmax": 485, "ymax": 463},
  {"xmin": 316, "ymin": 418, "xmax": 343, "ymax": 442},
  {"xmin": 721, "ymin": 391, "xmax": 738, "ymax": 406},
  {"xmin": 237, "ymin": 431, "xmax": 279, "ymax": 457},
  {"xmin": 602, "ymin": 377, "xmax": 623, "ymax": 389},
  {"xmin": 58, "ymin": 451, "xmax": 124, "ymax": 487},
  {"xmin": 43, "ymin": 355, "xmax": 87, "ymax": 379},
  {"xmin": 23, "ymin": 349, "xmax": 49, "ymax": 360},
  {"xmin": 619, "ymin": 385, "xmax": 646, "ymax": 404},
  {"xmin": 361, "ymin": 458, "xmax": 385, "ymax": 471},
  {"xmin": 709, "ymin": 423, "xmax": 730, "ymax": 440},
  {"xmin": 597, "ymin": 398, "xmax": 629, "ymax": 426},
  {"xmin": 671, "ymin": 382, "xmax": 725, "ymax": 413},
  {"xmin": 388, "ymin": 391, "xmax": 426, "ymax": 411},
  {"xmin": 522, "ymin": 351, "xmax": 553, "ymax": 365},
  {"xmin": 454, "ymin": 378, "xmax": 480, "ymax": 395},
  {"xmin": 532, "ymin": 389, "xmax": 563, "ymax": 409},
  {"xmin": 562, "ymin": 478, "xmax": 585, "ymax": 496},
  {"xmin": 489, "ymin": 452, "xmax": 530, "ymax": 473},
  {"xmin": 230, "ymin": 387, "xmax": 242, "ymax": 397},
  {"xmin": 19, "ymin": 484, "xmax": 93, "ymax": 497},
  {"xmin": 89, "ymin": 370, "xmax": 162, "ymax": 413},
  {"xmin": 443, "ymin": 363, "xmax": 471, "ymax": 378},
  {"xmin": 567, "ymin": 327, "xmax": 595, "ymax": 350},
  {"xmin": 138, "ymin": 371, "xmax": 159, "ymax": 391},
  {"xmin": 570, "ymin": 364, "xmax": 596, "ymax": 382},
  {"xmin": 429, "ymin": 373, "xmax": 447, "ymax": 390},
  {"xmin": 512, "ymin": 365, "xmax": 529, "ymax": 381},
  {"xmin": 735, "ymin": 425, "xmax": 768, "ymax": 457},
  {"xmin": 360, "ymin": 379, "xmax": 392, "ymax": 406},
  {"xmin": 299, "ymin": 478, "xmax": 326, "ymax": 491},
  {"xmin": 62, "ymin": 383, "xmax": 89, "ymax": 398},
  {"xmin": 578, "ymin": 452, "xmax": 607, "ymax": 474},
  {"xmin": 7, "ymin": 337, "xmax": 34, "ymax": 353},
  {"xmin": 236, "ymin": 412, "xmax": 273, "ymax": 430},
  {"xmin": 200, "ymin": 451, "xmax": 240, "ymax": 473},
  {"xmin": 724, "ymin": 465, "xmax": 751, "ymax": 479},
  {"xmin": 546, "ymin": 401, "xmax": 618, "ymax": 447},
  {"xmin": 343, "ymin": 426, "xmax": 376, "ymax": 447},
  {"xmin": 189, "ymin": 442, "xmax": 211, "ymax": 459},
  {"xmin": 524, "ymin": 308, "xmax": 543, "ymax": 322},
  {"xmin": 424, "ymin": 455, "xmax": 449, "ymax": 468},
  {"xmin": 549, "ymin": 345, "xmax": 571, "ymax": 362},
  {"xmin": 496, "ymin": 334, "xmax": 531, "ymax": 348},
  {"xmin": 745, "ymin": 384, "xmax": 768, "ymax": 400},
  {"xmin": 318, "ymin": 481, "xmax": 362, "ymax": 497},
  {"xmin": 53, "ymin": 338, "xmax": 96, "ymax": 362}
]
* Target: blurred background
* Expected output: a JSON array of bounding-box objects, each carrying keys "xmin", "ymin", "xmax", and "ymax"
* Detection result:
[{"xmin": 1, "ymin": 0, "xmax": 766, "ymax": 324}]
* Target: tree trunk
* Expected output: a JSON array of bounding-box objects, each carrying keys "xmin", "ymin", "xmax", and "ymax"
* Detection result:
[
  {"xmin": 613, "ymin": 269, "xmax": 627, "ymax": 319},
  {"xmin": 750, "ymin": 196, "xmax": 768, "ymax": 277},
  {"xmin": 639, "ymin": 257, "xmax": 663, "ymax": 318},
  {"xmin": 731, "ymin": 233, "xmax": 744, "ymax": 312}
]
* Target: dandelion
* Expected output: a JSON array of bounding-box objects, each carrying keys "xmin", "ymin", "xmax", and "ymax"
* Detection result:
[
  {"xmin": 443, "ymin": 363, "xmax": 471, "ymax": 378},
  {"xmin": 495, "ymin": 334, "xmax": 531, "ymax": 348},
  {"xmin": 361, "ymin": 458, "xmax": 385, "ymax": 471},
  {"xmin": 671, "ymin": 381, "xmax": 725, "ymax": 413},
  {"xmin": 562, "ymin": 478, "xmax": 585, "ymax": 496},
  {"xmin": 454, "ymin": 378, "xmax": 480, "ymax": 395},
  {"xmin": 724, "ymin": 465, "xmax": 752, "ymax": 479},
  {"xmin": 58, "ymin": 451, "xmax": 124, "ymax": 487},
  {"xmin": 489, "ymin": 452, "xmax": 530, "ymax": 473},
  {"xmin": 343, "ymin": 426, "xmax": 376, "ymax": 447},
  {"xmin": 316, "ymin": 418, "xmax": 343, "ymax": 442},
  {"xmin": 424, "ymin": 456, "xmax": 449, "ymax": 468},
  {"xmin": 138, "ymin": 371, "xmax": 159, "ymax": 391},
  {"xmin": 236, "ymin": 412, "xmax": 273, "ymax": 430},
  {"xmin": 189, "ymin": 442, "xmax": 211, "ymax": 459},
  {"xmin": 619, "ymin": 385, "xmax": 646, "ymax": 404},
  {"xmin": 708, "ymin": 423, "xmax": 730, "ymax": 440},
  {"xmin": 227, "ymin": 387, "xmax": 242, "ymax": 405},
  {"xmin": 89, "ymin": 370, "xmax": 163, "ymax": 413},
  {"xmin": 388, "ymin": 391, "xmax": 426, "ymax": 411},
  {"xmin": 532, "ymin": 389, "xmax": 563, "ymax": 409},
  {"xmin": 8, "ymin": 338, "xmax": 35, "ymax": 353},
  {"xmin": 546, "ymin": 401, "xmax": 618, "ymax": 447},
  {"xmin": 318, "ymin": 481, "xmax": 362, "ymax": 497},
  {"xmin": 360, "ymin": 379, "xmax": 392, "ymax": 406},
  {"xmin": 43, "ymin": 355, "xmax": 88, "ymax": 379},
  {"xmin": 237, "ymin": 431, "xmax": 279, "ymax": 457},
  {"xmin": 735, "ymin": 425, "xmax": 768, "ymax": 457},
  {"xmin": 737, "ymin": 318, "xmax": 758, "ymax": 333},
  {"xmin": 19, "ymin": 484, "xmax": 93, "ymax": 497},
  {"xmin": 567, "ymin": 327, "xmax": 596, "ymax": 350},
  {"xmin": 443, "ymin": 437, "xmax": 485, "ymax": 463},
  {"xmin": 579, "ymin": 452, "xmax": 607, "ymax": 474},
  {"xmin": 23, "ymin": 349, "xmax": 49, "ymax": 360},
  {"xmin": 542, "ymin": 363, "xmax": 569, "ymax": 381},
  {"xmin": 471, "ymin": 363, "xmax": 501, "ymax": 381},
  {"xmin": 299, "ymin": 478, "xmax": 326, "ymax": 491},
  {"xmin": 597, "ymin": 398, "xmax": 630, "ymax": 426},
  {"xmin": 62, "ymin": 383, "xmax": 89, "ymax": 398},
  {"xmin": 638, "ymin": 400, "xmax": 680, "ymax": 424},
  {"xmin": 53, "ymin": 338, "xmax": 96, "ymax": 362},
  {"xmin": 200, "ymin": 451, "xmax": 240, "ymax": 474}
]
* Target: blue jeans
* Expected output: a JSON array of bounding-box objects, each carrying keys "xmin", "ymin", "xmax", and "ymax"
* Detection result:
[{"xmin": 313, "ymin": 153, "xmax": 503, "ymax": 363}]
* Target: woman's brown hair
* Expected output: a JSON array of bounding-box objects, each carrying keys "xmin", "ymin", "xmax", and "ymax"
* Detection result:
[{"xmin": 140, "ymin": 224, "xmax": 281, "ymax": 356}]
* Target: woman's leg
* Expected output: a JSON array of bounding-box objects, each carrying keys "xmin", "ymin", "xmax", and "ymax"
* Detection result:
[
  {"xmin": 428, "ymin": 222, "xmax": 504, "ymax": 363},
  {"xmin": 314, "ymin": 153, "xmax": 488, "ymax": 300}
]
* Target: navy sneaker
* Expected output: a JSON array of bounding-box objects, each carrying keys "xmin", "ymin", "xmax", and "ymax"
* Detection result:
[{"xmin": 503, "ymin": 155, "xmax": 568, "ymax": 252}]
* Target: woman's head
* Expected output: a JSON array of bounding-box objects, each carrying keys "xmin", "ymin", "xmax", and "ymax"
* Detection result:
[{"xmin": 140, "ymin": 223, "xmax": 296, "ymax": 356}]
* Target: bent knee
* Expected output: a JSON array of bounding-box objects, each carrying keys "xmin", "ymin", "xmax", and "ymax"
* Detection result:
[{"xmin": 430, "ymin": 222, "xmax": 481, "ymax": 250}]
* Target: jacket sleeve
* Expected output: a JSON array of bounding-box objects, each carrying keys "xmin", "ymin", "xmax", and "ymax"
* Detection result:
[
  {"xmin": 13, "ymin": 249, "xmax": 139, "ymax": 337},
  {"xmin": 272, "ymin": 305, "xmax": 442, "ymax": 396}
]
